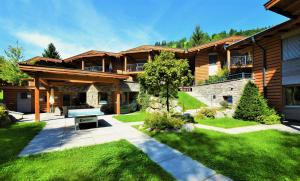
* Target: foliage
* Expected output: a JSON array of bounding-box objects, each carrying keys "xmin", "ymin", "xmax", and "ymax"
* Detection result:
[
  {"xmin": 195, "ymin": 117, "xmax": 258, "ymax": 128},
  {"xmin": 146, "ymin": 129, "xmax": 300, "ymax": 181},
  {"xmin": 144, "ymin": 113, "xmax": 185, "ymax": 131},
  {"xmin": 42, "ymin": 43, "xmax": 61, "ymax": 59},
  {"xmin": 219, "ymin": 100, "xmax": 230, "ymax": 109},
  {"xmin": 113, "ymin": 111, "xmax": 148, "ymax": 123},
  {"xmin": 256, "ymin": 110, "xmax": 281, "ymax": 125},
  {"xmin": 203, "ymin": 68, "xmax": 229, "ymax": 85},
  {"xmin": 234, "ymin": 81, "xmax": 280, "ymax": 123},
  {"xmin": 195, "ymin": 108, "xmax": 216, "ymax": 119},
  {"xmin": 138, "ymin": 51, "xmax": 193, "ymax": 112},
  {"xmin": 137, "ymin": 91, "xmax": 151, "ymax": 111},
  {"xmin": 0, "ymin": 140, "xmax": 173, "ymax": 180},
  {"xmin": 0, "ymin": 104, "xmax": 11, "ymax": 127},
  {"xmin": 0, "ymin": 122, "xmax": 45, "ymax": 165},
  {"xmin": 177, "ymin": 91, "xmax": 206, "ymax": 111},
  {"xmin": 191, "ymin": 26, "xmax": 210, "ymax": 46},
  {"xmin": 155, "ymin": 26, "xmax": 268, "ymax": 49},
  {"xmin": 0, "ymin": 45, "xmax": 29, "ymax": 85}
]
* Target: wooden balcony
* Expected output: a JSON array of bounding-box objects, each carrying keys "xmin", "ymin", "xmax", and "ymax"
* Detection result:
[
  {"xmin": 124, "ymin": 63, "xmax": 145, "ymax": 74},
  {"xmin": 230, "ymin": 55, "xmax": 253, "ymax": 68}
]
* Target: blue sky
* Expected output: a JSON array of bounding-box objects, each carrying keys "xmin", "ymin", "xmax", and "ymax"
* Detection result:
[{"xmin": 0, "ymin": 0, "xmax": 287, "ymax": 59}]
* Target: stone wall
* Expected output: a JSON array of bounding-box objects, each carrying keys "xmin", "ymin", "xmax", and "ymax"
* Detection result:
[
  {"xmin": 86, "ymin": 84, "xmax": 115, "ymax": 111},
  {"xmin": 190, "ymin": 79, "xmax": 249, "ymax": 108},
  {"xmin": 121, "ymin": 81, "xmax": 140, "ymax": 92}
]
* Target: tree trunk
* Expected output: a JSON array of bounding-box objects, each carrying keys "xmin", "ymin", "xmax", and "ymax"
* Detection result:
[{"xmin": 166, "ymin": 83, "xmax": 169, "ymax": 112}]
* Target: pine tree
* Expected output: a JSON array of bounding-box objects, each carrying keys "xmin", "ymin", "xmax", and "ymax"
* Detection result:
[
  {"xmin": 191, "ymin": 26, "xmax": 210, "ymax": 46},
  {"xmin": 42, "ymin": 43, "xmax": 61, "ymax": 59}
]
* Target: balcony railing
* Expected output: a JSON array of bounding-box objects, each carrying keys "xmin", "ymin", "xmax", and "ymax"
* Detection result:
[
  {"xmin": 126, "ymin": 63, "xmax": 145, "ymax": 72},
  {"xmin": 84, "ymin": 66, "xmax": 103, "ymax": 72},
  {"xmin": 230, "ymin": 55, "xmax": 252, "ymax": 66}
]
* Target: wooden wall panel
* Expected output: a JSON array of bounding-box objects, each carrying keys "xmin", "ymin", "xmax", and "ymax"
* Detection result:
[
  {"xmin": 252, "ymin": 36, "xmax": 283, "ymax": 111},
  {"xmin": 194, "ymin": 51, "xmax": 209, "ymax": 83}
]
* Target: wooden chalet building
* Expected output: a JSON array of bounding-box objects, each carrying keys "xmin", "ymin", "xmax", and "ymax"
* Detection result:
[{"xmin": 228, "ymin": 0, "xmax": 300, "ymax": 120}]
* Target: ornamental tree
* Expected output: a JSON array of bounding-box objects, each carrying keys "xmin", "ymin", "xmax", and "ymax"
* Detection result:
[
  {"xmin": 0, "ymin": 45, "xmax": 28, "ymax": 85},
  {"xmin": 138, "ymin": 51, "xmax": 193, "ymax": 112}
]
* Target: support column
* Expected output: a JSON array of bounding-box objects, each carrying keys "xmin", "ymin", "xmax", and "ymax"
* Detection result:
[
  {"xmin": 82, "ymin": 60, "xmax": 85, "ymax": 70},
  {"xmin": 148, "ymin": 53, "xmax": 152, "ymax": 62},
  {"xmin": 46, "ymin": 89, "xmax": 50, "ymax": 113},
  {"xmin": 34, "ymin": 76, "xmax": 40, "ymax": 122},
  {"xmin": 114, "ymin": 82, "xmax": 121, "ymax": 115},
  {"xmin": 102, "ymin": 57, "xmax": 105, "ymax": 72},
  {"xmin": 124, "ymin": 56, "xmax": 127, "ymax": 72},
  {"xmin": 50, "ymin": 88, "xmax": 55, "ymax": 113},
  {"xmin": 227, "ymin": 49, "xmax": 231, "ymax": 72}
]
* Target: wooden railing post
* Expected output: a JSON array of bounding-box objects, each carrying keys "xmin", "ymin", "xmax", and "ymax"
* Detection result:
[
  {"xmin": 124, "ymin": 56, "xmax": 127, "ymax": 72},
  {"xmin": 227, "ymin": 49, "xmax": 231, "ymax": 72}
]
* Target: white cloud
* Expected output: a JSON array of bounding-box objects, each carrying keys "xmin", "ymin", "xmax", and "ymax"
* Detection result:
[
  {"xmin": 5, "ymin": 0, "xmax": 165, "ymax": 59},
  {"xmin": 15, "ymin": 31, "xmax": 92, "ymax": 58}
]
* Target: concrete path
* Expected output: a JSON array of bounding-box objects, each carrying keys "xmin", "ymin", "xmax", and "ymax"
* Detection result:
[
  {"xmin": 195, "ymin": 123, "xmax": 300, "ymax": 134},
  {"xmin": 19, "ymin": 115, "xmax": 231, "ymax": 181}
]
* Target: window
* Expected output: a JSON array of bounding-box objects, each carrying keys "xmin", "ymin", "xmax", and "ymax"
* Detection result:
[
  {"xmin": 98, "ymin": 92, "xmax": 108, "ymax": 105},
  {"xmin": 20, "ymin": 92, "xmax": 28, "ymax": 99},
  {"xmin": 223, "ymin": 95, "xmax": 233, "ymax": 104},
  {"xmin": 209, "ymin": 54, "xmax": 218, "ymax": 65},
  {"xmin": 282, "ymin": 34, "xmax": 300, "ymax": 61},
  {"xmin": 285, "ymin": 86, "xmax": 300, "ymax": 106}
]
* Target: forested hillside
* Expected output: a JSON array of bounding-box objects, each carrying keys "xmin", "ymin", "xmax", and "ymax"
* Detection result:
[{"xmin": 154, "ymin": 26, "xmax": 268, "ymax": 49}]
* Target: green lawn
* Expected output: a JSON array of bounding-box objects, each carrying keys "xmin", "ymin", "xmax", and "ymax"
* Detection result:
[
  {"xmin": 0, "ymin": 140, "xmax": 174, "ymax": 181},
  {"xmin": 195, "ymin": 117, "xmax": 258, "ymax": 128},
  {"xmin": 0, "ymin": 122, "xmax": 45, "ymax": 165},
  {"xmin": 177, "ymin": 91, "xmax": 206, "ymax": 110},
  {"xmin": 144, "ymin": 129, "xmax": 300, "ymax": 181},
  {"xmin": 113, "ymin": 111, "xmax": 148, "ymax": 122}
]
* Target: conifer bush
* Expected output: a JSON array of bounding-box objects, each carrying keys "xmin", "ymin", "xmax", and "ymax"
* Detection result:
[{"xmin": 234, "ymin": 81, "xmax": 280, "ymax": 124}]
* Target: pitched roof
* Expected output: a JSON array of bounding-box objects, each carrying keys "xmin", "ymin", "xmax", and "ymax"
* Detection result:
[
  {"xmin": 228, "ymin": 17, "xmax": 300, "ymax": 49},
  {"xmin": 264, "ymin": 0, "xmax": 300, "ymax": 18},
  {"xmin": 188, "ymin": 36, "xmax": 245, "ymax": 52},
  {"xmin": 121, "ymin": 45, "xmax": 185, "ymax": 54},
  {"xmin": 22, "ymin": 56, "xmax": 62, "ymax": 65},
  {"xmin": 63, "ymin": 50, "xmax": 120, "ymax": 62}
]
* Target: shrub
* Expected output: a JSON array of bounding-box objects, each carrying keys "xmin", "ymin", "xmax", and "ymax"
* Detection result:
[
  {"xmin": 144, "ymin": 113, "xmax": 184, "ymax": 131},
  {"xmin": 137, "ymin": 91, "xmax": 150, "ymax": 111},
  {"xmin": 195, "ymin": 108, "xmax": 216, "ymax": 119},
  {"xmin": 234, "ymin": 81, "xmax": 270, "ymax": 121},
  {"xmin": 0, "ymin": 104, "xmax": 12, "ymax": 127},
  {"xmin": 220, "ymin": 100, "xmax": 230, "ymax": 109},
  {"xmin": 256, "ymin": 114, "xmax": 281, "ymax": 125}
]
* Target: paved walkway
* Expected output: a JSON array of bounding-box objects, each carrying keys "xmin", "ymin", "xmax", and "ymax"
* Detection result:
[
  {"xmin": 19, "ymin": 115, "xmax": 231, "ymax": 181},
  {"xmin": 195, "ymin": 123, "xmax": 300, "ymax": 134}
]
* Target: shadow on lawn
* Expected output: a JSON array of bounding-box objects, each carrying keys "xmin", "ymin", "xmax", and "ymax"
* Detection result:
[{"xmin": 150, "ymin": 130, "xmax": 300, "ymax": 180}]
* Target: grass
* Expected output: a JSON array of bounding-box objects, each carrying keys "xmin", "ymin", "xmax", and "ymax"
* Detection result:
[
  {"xmin": 144, "ymin": 129, "xmax": 300, "ymax": 181},
  {"xmin": 195, "ymin": 117, "xmax": 259, "ymax": 128},
  {"xmin": 0, "ymin": 122, "xmax": 45, "ymax": 165},
  {"xmin": 177, "ymin": 91, "xmax": 206, "ymax": 110},
  {"xmin": 113, "ymin": 111, "xmax": 148, "ymax": 122},
  {"xmin": 0, "ymin": 140, "xmax": 174, "ymax": 181}
]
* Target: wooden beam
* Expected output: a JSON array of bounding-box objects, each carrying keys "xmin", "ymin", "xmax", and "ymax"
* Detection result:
[
  {"xmin": 39, "ymin": 78, "xmax": 49, "ymax": 89},
  {"xmin": 46, "ymin": 89, "xmax": 50, "ymax": 113},
  {"xmin": 82, "ymin": 60, "xmax": 85, "ymax": 70},
  {"xmin": 34, "ymin": 76, "xmax": 40, "ymax": 122},
  {"xmin": 227, "ymin": 49, "xmax": 231, "ymax": 72},
  {"xmin": 124, "ymin": 56, "xmax": 127, "ymax": 72},
  {"xmin": 148, "ymin": 53, "xmax": 152, "ymax": 62},
  {"xmin": 114, "ymin": 82, "xmax": 121, "ymax": 115},
  {"xmin": 102, "ymin": 57, "xmax": 105, "ymax": 72}
]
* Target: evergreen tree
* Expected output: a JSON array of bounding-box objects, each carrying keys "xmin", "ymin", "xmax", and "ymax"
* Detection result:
[
  {"xmin": 191, "ymin": 26, "xmax": 210, "ymax": 46},
  {"xmin": 42, "ymin": 43, "xmax": 61, "ymax": 59}
]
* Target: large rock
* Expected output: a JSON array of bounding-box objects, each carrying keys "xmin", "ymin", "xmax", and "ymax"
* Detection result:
[
  {"xmin": 182, "ymin": 123, "xmax": 195, "ymax": 132},
  {"xmin": 146, "ymin": 97, "xmax": 182, "ymax": 114}
]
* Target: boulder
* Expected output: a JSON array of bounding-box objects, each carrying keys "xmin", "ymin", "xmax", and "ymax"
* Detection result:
[{"xmin": 182, "ymin": 123, "xmax": 195, "ymax": 132}]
